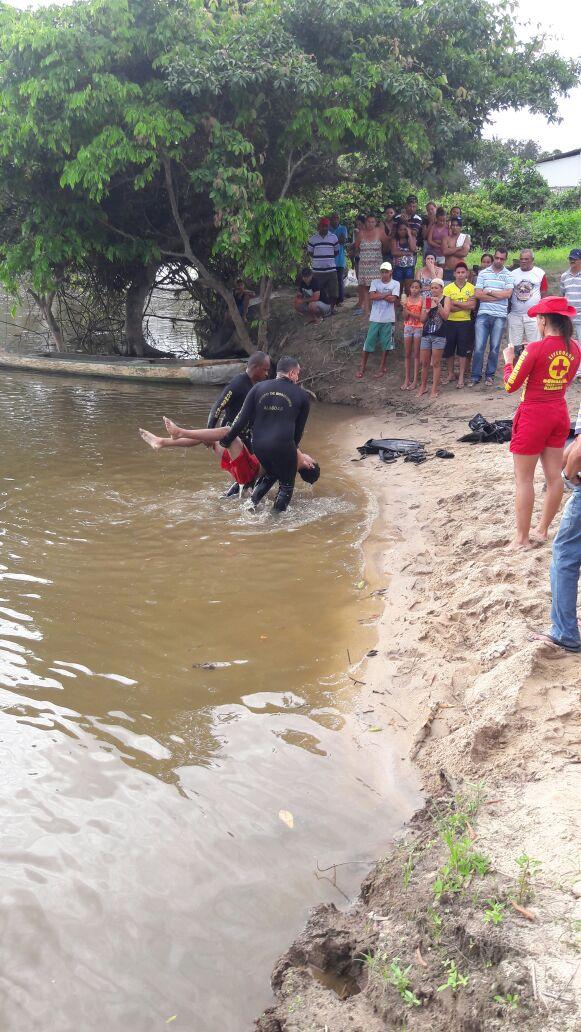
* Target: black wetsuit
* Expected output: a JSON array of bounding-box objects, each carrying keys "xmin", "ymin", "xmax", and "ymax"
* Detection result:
[
  {"xmin": 207, "ymin": 372, "xmax": 253, "ymax": 445},
  {"xmin": 220, "ymin": 377, "xmax": 310, "ymax": 510}
]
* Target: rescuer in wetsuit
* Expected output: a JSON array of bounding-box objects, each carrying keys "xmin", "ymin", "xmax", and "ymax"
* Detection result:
[
  {"xmin": 207, "ymin": 351, "xmax": 271, "ymax": 439},
  {"xmin": 207, "ymin": 351, "xmax": 271, "ymax": 495},
  {"xmin": 220, "ymin": 355, "xmax": 311, "ymax": 512}
]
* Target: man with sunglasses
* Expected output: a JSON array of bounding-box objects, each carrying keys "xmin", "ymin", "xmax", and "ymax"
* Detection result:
[
  {"xmin": 560, "ymin": 249, "xmax": 581, "ymax": 343},
  {"xmin": 470, "ymin": 245, "xmax": 513, "ymax": 387}
]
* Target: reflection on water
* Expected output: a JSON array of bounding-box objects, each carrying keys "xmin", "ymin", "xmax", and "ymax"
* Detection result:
[
  {"xmin": 0, "ymin": 284, "xmax": 199, "ymax": 355},
  {"xmin": 0, "ymin": 371, "xmax": 420, "ymax": 1031}
]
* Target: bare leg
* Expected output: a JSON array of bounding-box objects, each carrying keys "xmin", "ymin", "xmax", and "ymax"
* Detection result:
[
  {"xmin": 457, "ymin": 355, "xmax": 467, "ymax": 388},
  {"xmin": 410, "ymin": 333, "xmax": 421, "ymax": 388},
  {"xmin": 140, "ymin": 429, "xmax": 202, "ymax": 450},
  {"xmin": 356, "ymin": 351, "xmax": 370, "ymax": 379},
  {"xmin": 418, "ymin": 349, "xmax": 430, "ymax": 395},
  {"xmin": 510, "ymin": 453, "xmax": 538, "ymax": 549},
  {"xmin": 376, "ymin": 351, "xmax": 388, "ymax": 377},
  {"xmin": 163, "ymin": 420, "xmax": 228, "ymax": 444},
  {"xmin": 430, "ymin": 351, "xmax": 442, "ymax": 398},
  {"xmin": 442, "ymin": 357, "xmax": 455, "ymax": 385},
  {"xmin": 401, "ymin": 336, "xmax": 412, "ymax": 389},
  {"xmin": 357, "ymin": 283, "xmax": 366, "ymax": 311},
  {"xmin": 362, "ymin": 286, "xmax": 371, "ymax": 317},
  {"xmin": 532, "ymin": 447, "xmax": 565, "ymax": 541},
  {"xmin": 140, "ymin": 425, "xmax": 243, "ymax": 459}
]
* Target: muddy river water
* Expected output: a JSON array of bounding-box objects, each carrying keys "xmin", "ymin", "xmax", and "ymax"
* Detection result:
[{"xmin": 0, "ymin": 370, "xmax": 420, "ymax": 1030}]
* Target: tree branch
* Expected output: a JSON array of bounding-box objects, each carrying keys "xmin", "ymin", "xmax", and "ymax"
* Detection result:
[{"xmin": 162, "ymin": 155, "xmax": 254, "ymax": 354}]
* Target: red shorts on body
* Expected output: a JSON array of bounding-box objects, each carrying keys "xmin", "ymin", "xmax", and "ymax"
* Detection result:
[
  {"xmin": 510, "ymin": 404, "xmax": 571, "ymax": 455},
  {"xmin": 220, "ymin": 444, "xmax": 261, "ymax": 485}
]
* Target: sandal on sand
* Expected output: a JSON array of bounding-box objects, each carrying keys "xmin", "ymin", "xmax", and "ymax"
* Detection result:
[
  {"xmin": 529, "ymin": 631, "xmax": 581, "ymax": 653},
  {"xmin": 485, "ymin": 377, "xmax": 494, "ymax": 386}
]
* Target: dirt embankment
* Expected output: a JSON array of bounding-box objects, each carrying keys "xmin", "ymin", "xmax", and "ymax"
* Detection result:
[{"xmin": 255, "ymin": 314, "xmax": 581, "ymax": 1031}]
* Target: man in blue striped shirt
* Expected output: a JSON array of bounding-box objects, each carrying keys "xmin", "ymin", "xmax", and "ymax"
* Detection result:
[
  {"xmin": 470, "ymin": 245, "xmax": 513, "ymax": 386},
  {"xmin": 307, "ymin": 217, "xmax": 340, "ymax": 309},
  {"xmin": 560, "ymin": 249, "xmax": 581, "ymax": 342}
]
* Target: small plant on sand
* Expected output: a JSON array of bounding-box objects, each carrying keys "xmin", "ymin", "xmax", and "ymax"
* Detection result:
[
  {"xmin": 484, "ymin": 900, "xmax": 506, "ymax": 926},
  {"xmin": 426, "ymin": 905, "xmax": 443, "ymax": 943},
  {"xmin": 433, "ymin": 829, "xmax": 491, "ymax": 900},
  {"xmin": 433, "ymin": 781, "xmax": 487, "ymax": 836},
  {"xmin": 494, "ymin": 992, "xmax": 520, "ymax": 1011},
  {"xmin": 402, "ymin": 847, "xmax": 417, "ymax": 888},
  {"xmin": 364, "ymin": 951, "xmax": 421, "ymax": 1007},
  {"xmin": 514, "ymin": 854, "xmax": 542, "ymax": 904},
  {"xmin": 437, "ymin": 959, "xmax": 469, "ymax": 993}
]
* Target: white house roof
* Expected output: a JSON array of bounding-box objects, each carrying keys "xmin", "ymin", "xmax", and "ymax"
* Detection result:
[{"xmin": 536, "ymin": 148, "xmax": 581, "ymax": 164}]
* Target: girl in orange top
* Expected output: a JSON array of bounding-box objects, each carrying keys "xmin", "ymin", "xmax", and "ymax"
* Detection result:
[
  {"xmin": 402, "ymin": 279, "xmax": 423, "ymax": 390},
  {"xmin": 503, "ymin": 295, "xmax": 580, "ymax": 549}
]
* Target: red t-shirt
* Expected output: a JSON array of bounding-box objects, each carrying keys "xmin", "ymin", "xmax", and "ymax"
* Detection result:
[{"xmin": 504, "ymin": 335, "xmax": 580, "ymax": 404}]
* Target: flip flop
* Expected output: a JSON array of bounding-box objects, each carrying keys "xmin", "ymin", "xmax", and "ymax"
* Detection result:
[{"xmin": 529, "ymin": 631, "xmax": 581, "ymax": 653}]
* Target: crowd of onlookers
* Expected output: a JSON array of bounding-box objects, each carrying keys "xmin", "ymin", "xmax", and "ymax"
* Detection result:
[{"xmin": 292, "ymin": 197, "xmax": 581, "ymax": 395}]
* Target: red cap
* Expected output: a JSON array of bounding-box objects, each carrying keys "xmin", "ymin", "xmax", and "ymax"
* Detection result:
[
  {"xmin": 527, "ymin": 295, "xmax": 578, "ymax": 318},
  {"xmin": 318, "ymin": 217, "xmax": 330, "ymax": 227}
]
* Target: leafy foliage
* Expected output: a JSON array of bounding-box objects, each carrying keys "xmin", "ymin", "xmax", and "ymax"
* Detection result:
[
  {"xmin": 0, "ymin": 0, "xmax": 577, "ymax": 346},
  {"xmin": 486, "ymin": 159, "xmax": 551, "ymax": 212}
]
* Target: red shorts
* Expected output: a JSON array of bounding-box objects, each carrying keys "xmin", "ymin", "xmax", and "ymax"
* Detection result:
[
  {"xmin": 510, "ymin": 403, "xmax": 571, "ymax": 455},
  {"xmin": 220, "ymin": 444, "xmax": 261, "ymax": 485}
]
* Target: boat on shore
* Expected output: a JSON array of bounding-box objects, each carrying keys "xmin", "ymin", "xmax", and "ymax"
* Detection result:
[{"xmin": 0, "ymin": 349, "xmax": 246, "ymax": 385}]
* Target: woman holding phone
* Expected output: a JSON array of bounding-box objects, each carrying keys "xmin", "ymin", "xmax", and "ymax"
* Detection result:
[{"xmin": 503, "ymin": 296, "xmax": 581, "ymax": 549}]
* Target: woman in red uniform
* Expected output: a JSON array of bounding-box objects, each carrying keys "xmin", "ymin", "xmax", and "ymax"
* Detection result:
[{"xmin": 503, "ymin": 296, "xmax": 580, "ymax": 549}]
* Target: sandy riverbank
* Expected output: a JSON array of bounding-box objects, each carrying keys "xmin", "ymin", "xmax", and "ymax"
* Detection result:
[{"xmin": 256, "ymin": 370, "xmax": 581, "ymax": 1030}]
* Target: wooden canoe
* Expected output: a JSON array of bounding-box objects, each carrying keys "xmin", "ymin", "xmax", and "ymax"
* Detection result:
[{"xmin": 0, "ymin": 349, "xmax": 247, "ymax": 385}]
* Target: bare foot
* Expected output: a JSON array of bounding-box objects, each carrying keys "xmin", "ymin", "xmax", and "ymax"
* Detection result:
[
  {"xmin": 530, "ymin": 529, "xmax": 548, "ymax": 544},
  {"xmin": 440, "ymin": 378, "xmax": 451, "ymax": 386},
  {"xmin": 400, "ymin": 381, "xmax": 409, "ymax": 391},
  {"xmin": 408, "ymin": 381, "xmax": 417, "ymax": 390},
  {"xmin": 140, "ymin": 429, "xmax": 164, "ymax": 450},
  {"xmin": 508, "ymin": 537, "xmax": 534, "ymax": 551},
  {"xmin": 456, "ymin": 381, "xmax": 465, "ymax": 389},
  {"xmin": 163, "ymin": 416, "xmax": 180, "ymax": 437},
  {"xmin": 429, "ymin": 390, "xmax": 440, "ymax": 399},
  {"xmin": 356, "ymin": 370, "xmax": 365, "ymax": 380},
  {"xmin": 375, "ymin": 369, "xmax": 386, "ymax": 378},
  {"xmin": 529, "ymin": 631, "xmax": 580, "ymax": 653},
  {"xmin": 417, "ymin": 386, "xmax": 428, "ymax": 396}
]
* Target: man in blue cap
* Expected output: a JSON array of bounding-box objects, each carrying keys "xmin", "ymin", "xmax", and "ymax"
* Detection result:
[{"xmin": 560, "ymin": 249, "xmax": 581, "ymax": 343}]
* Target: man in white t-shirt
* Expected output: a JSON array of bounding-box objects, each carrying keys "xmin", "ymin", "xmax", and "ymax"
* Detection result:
[
  {"xmin": 356, "ymin": 262, "xmax": 400, "ymax": 379},
  {"xmin": 508, "ymin": 249, "xmax": 548, "ymax": 346}
]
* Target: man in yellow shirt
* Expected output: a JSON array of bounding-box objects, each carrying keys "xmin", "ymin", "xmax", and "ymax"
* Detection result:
[{"xmin": 442, "ymin": 262, "xmax": 476, "ymax": 388}]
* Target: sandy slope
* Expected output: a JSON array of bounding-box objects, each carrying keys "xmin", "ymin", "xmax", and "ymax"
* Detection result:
[{"xmin": 256, "ymin": 354, "xmax": 581, "ymax": 1030}]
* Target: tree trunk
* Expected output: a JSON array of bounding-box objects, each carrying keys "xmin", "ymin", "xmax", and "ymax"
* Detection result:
[
  {"xmin": 162, "ymin": 157, "xmax": 255, "ymax": 356},
  {"xmin": 29, "ymin": 290, "xmax": 64, "ymax": 351},
  {"xmin": 257, "ymin": 277, "xmax": 273, "ymax": 350},
  {"xmin": 123, "ymin": 264, "xmax": 159, "ymax": 356}
]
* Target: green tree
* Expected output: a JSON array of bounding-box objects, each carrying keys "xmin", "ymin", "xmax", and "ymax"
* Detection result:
[
  {"xmin": 0, "ymin": 0, "xmax": 577, "ymax": 352},
  {"xmin": 486, "ymin": 158, "xmax": 552, "ymax": 212}
]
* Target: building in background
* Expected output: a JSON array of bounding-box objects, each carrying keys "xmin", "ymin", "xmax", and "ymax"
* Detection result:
[{"xmin": 535, "ymin": 148, "xmax": 581, "ymax": 191}]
